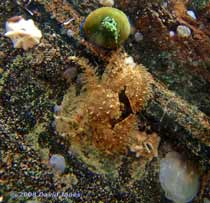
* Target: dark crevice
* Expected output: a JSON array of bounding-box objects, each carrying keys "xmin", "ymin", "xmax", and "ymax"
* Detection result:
[
  {"xmin": 111, "ymin": 89, "xmax": 133, "ymax": 128},
  {"xmin": 118, "ymin": 89, "xmax": 133, "ymax": 118}
]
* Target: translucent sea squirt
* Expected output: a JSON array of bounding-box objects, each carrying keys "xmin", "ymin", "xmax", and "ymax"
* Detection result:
[
  {"xmin": 49, "ymin": 154, "xmax": 66, "ymax": 173},
  {"xmin": 82, "ymin": 7, "xmax": 131, "ymax": 49},
  {"xmin": 159, "ymin": 151, "xmax": 199, "ymax": 203}
]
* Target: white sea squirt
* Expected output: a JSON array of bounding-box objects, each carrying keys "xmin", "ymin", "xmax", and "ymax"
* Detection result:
[
  {"xmin": 4, "ymin": 16, "xmax": 42, "ymax": 50},
  {"xmin": 204, "ymin": 198, "xmax": 210, "ymax": 203},
  {"xmin": 159, "ymin": 151, "xmax": 200, "ymax": 203}
]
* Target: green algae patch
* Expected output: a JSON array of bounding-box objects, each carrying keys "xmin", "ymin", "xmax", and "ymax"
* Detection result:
[
  {"xmin": 70, "ymin": 141, "xmax": 122, "ymax": 178},
  {"xmin": 25, "ymin": 123, "xmax": 50, "ymax": 162},
  {"xmin": 190, "ymin": 0, "xmax": 210, "ymax": 10}
]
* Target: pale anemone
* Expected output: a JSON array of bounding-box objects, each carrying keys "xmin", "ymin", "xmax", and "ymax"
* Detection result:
[{"xmin": 5, "ymin": 16, "xmax": 42, "ymax": 50}]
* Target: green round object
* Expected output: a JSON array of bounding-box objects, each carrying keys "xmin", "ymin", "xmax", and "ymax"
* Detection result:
[{"xmin": 83, "ymin": 7, "xmax": 131, "ymax": 49}]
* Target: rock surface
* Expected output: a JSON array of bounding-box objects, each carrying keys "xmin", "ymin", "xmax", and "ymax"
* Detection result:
[{"xmin": 0, "ymin": 0, "xmax": 209, "ymax": 202}]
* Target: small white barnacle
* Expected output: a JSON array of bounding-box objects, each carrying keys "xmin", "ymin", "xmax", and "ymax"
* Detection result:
[
  {"xmin": 49, "ymin": 154, "xmax": 66, "ymax": 173},
  {"xmin": 4, "ymin": 16, "xmax": 42, "ymax": 50}
]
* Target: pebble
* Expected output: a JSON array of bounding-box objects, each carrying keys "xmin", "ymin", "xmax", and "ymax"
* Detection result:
[
  {"xmin": 187, "ymin": 10, "xmax": 197, "ymax": 20},
  {"xmin": 63, "ymin": 67, "xmax": 78, "ymax": 83},
  {"xmin": 99, "ymin": 0, "xmax": 114, "ymax": 7},
  {"xmin": 125, "ymin": 56, "xmax": 136, "ymax": 68},
  {"xmin": 51, "ymin": 120, "xmax": 56, "ymax": 128},
  {"xmin": 134, "ymin": 32, "xmax": 143, "ymax": 42},
  {"xmin": 169, "ymin": 31, "xmax": 175, "ymax": 37},
  {"xmin": 49, "ymin": 154, "xmax": 66, "ymax": 173},
  {"xmin": 53, "ymin": 105, "xmax": 61, "ymax": 114},
  {"xmin": 162, "ymin": 2, "xmax": 168, "ymax": 8},
  {"xmin": 177, "ymin": 25, "xmax": 191, "ymax": 38},
  {"xmin": 66, "ymin": 29, "xmax": 74, "ymax": 38}
]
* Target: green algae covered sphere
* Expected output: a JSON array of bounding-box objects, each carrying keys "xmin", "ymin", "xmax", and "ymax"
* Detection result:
[{"xmin": 82, "ymin": 7, "xmax": 131, "ymax": 49}]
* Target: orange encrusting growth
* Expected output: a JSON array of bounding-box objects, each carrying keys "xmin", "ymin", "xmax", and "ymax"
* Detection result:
[{"xmin": 56, "ymin": 51, "xmax": 159, "ymax": 157}]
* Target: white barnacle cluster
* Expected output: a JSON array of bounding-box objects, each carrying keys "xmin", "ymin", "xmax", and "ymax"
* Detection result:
[{"xmin": 4, "ymin": 16, "xmax": 42, "ymax": 50}]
